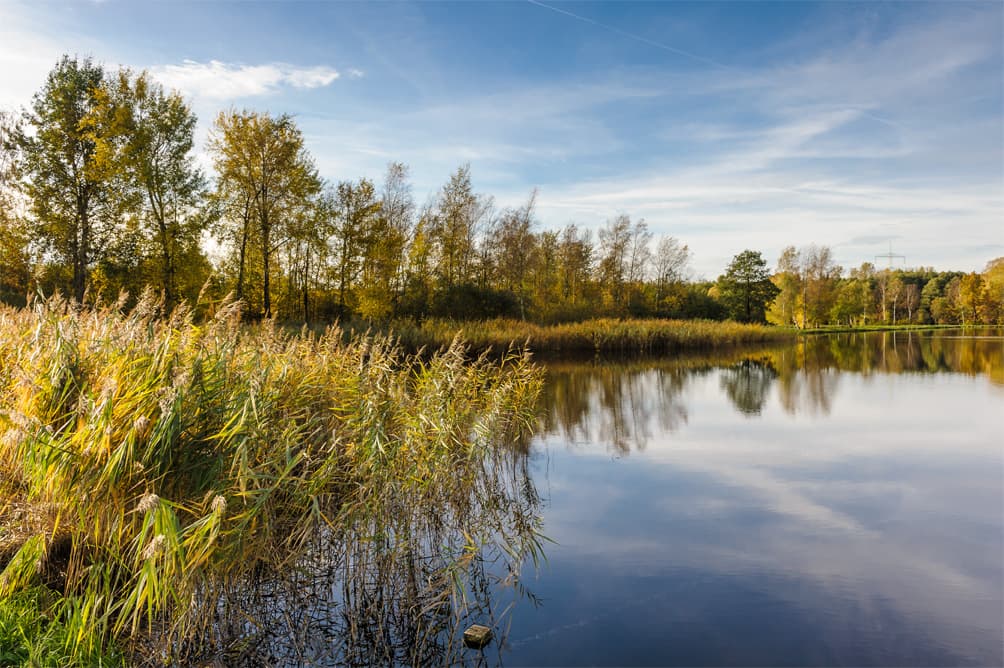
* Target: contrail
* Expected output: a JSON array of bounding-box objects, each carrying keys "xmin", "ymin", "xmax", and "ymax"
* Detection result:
[{"xmin": 526, "ymin": 0, "xmax": 734, "ymax": 71}]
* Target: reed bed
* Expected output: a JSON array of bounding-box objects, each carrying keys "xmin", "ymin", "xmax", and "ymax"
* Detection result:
[
  {"xmin": 387, "ymin": 317, "xmax": 796, "ymax": 357},
  {"xmin": 0, "ymin": 295, "xmax": 543, "ymax": 665}
]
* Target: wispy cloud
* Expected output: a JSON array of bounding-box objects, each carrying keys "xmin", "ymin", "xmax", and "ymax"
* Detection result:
[{"xmin": 150, "ymin": 60, "xmax": 341, "ymax": 99}]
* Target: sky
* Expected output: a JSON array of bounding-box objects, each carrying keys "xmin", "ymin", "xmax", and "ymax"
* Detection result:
[{"xmin": 1, "ymin": 0, "xmax": 1001, "ymax": 278}]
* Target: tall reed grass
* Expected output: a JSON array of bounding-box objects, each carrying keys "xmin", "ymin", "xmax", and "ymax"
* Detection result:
[
  {"xmin": 0, "ymin": 295, "xmax": 543, "ymax": 665},
  {"xmin": 386, "ymin": 317, "xmax": 795, "ymax": 357}
]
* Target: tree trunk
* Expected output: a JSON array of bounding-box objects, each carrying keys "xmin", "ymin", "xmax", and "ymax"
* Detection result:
[
  {"xmin": 74, "ymin": 192, "xmax": 89, "ymax": 303},
  {"xmin": 263, "ymin": 223, "xmax": 271, "ymax": 318},
  {"xmin": 157, "ymin": 219, "xmax": 175, "ymax": 310}
]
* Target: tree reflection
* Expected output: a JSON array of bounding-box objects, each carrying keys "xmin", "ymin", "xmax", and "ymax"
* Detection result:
[
  {"xmin": 541, "ymin": 362, "xmax": 695, "ymax": 456},
  {"xmin": 720, "ymin": 358, "xmax": 777, "ymax": 416},
  {"xmin": 539, "ymin": 330, "xmax": 1003, "ymax": 455}
]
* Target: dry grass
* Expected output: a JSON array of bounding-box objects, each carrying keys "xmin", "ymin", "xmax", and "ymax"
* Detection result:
[{"xmin": 387, "ymin": 317, "xmax": 796, "ymax": 357}]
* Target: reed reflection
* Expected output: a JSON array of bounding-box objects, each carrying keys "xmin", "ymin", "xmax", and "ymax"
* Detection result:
[{"xmin": 136, "ymin": 446, "xmax": 544, "ymax": 667}]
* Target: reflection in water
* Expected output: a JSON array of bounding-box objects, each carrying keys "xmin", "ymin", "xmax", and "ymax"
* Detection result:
[
  {"xmin": 542, "ymin": 363, "xmax": 696, "ymax": 456},
  {"xmin": 517, "ymin": 329, "xmax": 1003, "ymax": 667},
  {"xmin": 543, "ymin": 331, "xmax": 1004, "ymax": 453},
  {"xmin": 142, "ymin": 447, "xmax": 544, "ymax": 666},
  {"xmin": 719, "ymin": 358, "xmax": 777, "ymax": 416}
]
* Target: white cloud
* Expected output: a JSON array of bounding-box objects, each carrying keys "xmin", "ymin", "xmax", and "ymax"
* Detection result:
[
  {"xmin": 0, "ymin": 5, "xmax": 74, "ymax": 110},
  {"xmin": 150, "ymin": 60, "xmax": 341, "ymax": 100}
]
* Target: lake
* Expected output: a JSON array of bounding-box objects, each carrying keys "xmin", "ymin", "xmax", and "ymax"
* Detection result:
[{"xmin": 500, "ymin": 330, "xmax": 1003, "ymax": 666}]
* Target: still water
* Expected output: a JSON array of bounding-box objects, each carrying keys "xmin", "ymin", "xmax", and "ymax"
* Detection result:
[{"xmin": 503, "ymin": 331, "xmax": 1003, "ymax": 666}]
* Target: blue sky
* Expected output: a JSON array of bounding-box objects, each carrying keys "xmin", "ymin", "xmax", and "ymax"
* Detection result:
[{"xmin": 1, "ymin": 0, "xmax": 1001, "ymax": 277}]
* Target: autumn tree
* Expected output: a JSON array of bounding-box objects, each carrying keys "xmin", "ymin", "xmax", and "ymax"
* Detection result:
[
  {"xmin": 768, "ymin": 246, "xmax": 802, "ymax": 327},
  {"xmin": 97, "ymin": 70, "xmax": 208, "ymax": 309},
  {"xmin": 0, "ymin": 110, "xmax": 33, "ymax": 304},
  {"xmin": 19, "ymin": 56, "xmax": 130, "ymax": 302},
  {"xmin": 653, "ymin": 235, "xmax": 690, "ymax": 301},
  {"xmin": 490, "ymin": 190, "xmax": 537, "ymax": 318},
  {"xmin": 597, "ymin": 214, "xmax": 631, "ymax": 308},
  {"xmin": 983, "ymin": 258, "xmax": 1004, "ymax": 325},
  {"xmin": 902, "ymin": 282, "xmax": 920, "ymax": 323},
  {"xmin": 328, "ymin": 178, "xmax": 381, "ymax": 317},
  {"xmin": 716, "ymin": 250, "xmax": 779, "ymax": 323},
  {"xmin": 598, "ymin": 214, "xmax": 651, "ymax": 312},
  {"xmin": 362, "ymin": 162, "xmax": 415, "ymax": 318},
  {"xmin": 209, "ymin": 110, "xmax": 320, "ymax": 317},
  {"xmin": 801, "ymin": 245, "xmax": 841, "ymax": 327},
  {"xmin": 958, "ymin": 272, "xmax": 986, "ymax": 327},
  {"xmin": 429, "ymin": 165, "xmax": 486, "ymax": 290}
]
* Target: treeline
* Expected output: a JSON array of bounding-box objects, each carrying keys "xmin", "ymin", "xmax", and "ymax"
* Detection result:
[
  {"xmin": 0, "ymin": 56, "xmax": 706, "ymax": 323},
  {"xmin": 766, "ymin": 245, "xmax": 1004, "ymax": 327},
  {"xmin": 1, "ymin": 56, "xmax": 1001, "ymax": 327}
]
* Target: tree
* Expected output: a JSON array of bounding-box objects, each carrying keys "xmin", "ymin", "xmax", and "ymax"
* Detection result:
[
  {"xmin": 329, "ymin": 178, "xmax": 381, "ymax": 317},
  {"xmin": 209, "ymin": 110, "xmax": 320, "ymax": 317},
  {"xmin": 98, "ymin": 70, "xmax": 207, "ymax": 309},
  {"xmin": 489, "ymin": 190, "xmax": 537, "ymax": 319},
  {"xmin": 983, "ymin": 257, "xmax": 1004, "ymax": 325},
  {"xmin": 830, "ymin": 279, "xmax": 869, "ymax": 326},
  {"xmin": 801, "ymin": 245, "xmax": 841, "ymax": 327},
  {"xmin": 903, "ymin": 283, "xmax": 920, "ymax": 323},
  {"xmin": 597, "ymin": 214, "xmax": 650, "ymax": 312},
  {"xmin": 597, "ymin": 214, "xmax": 632, "ymax": 308},
  {"xmin": 372, "ymin": 162, "xmax": 414, "ymax": 313},
  {"xmin": 653, "ymin": 235, "xmax": 690, "ymax": 301},
  {"xmin": 958, "ymin": 272, "xmax": 986, "ymax": 326},
  {"xmin": 716, "ymin": 250, "xmax": 780, "ymax": 323},
  {"xmin": 19, "ymin": 56, "xmax": 129, "ymax": 302},
  {"xmin": 428, "ymin": 165, "xmax": 486, "ymax": 290},
  {"xmin": 887, "ymin": 274, "xmax": 905, "ymax": 323},
  {"xmin": 353, "ymin": 164, "xmax": 413, "ymax": 321},
  {"xmin": 768, "ymin": 246, "xmax": 802, "ymax": 327},
  {"xmin": 0, "ymin": 110, "xmax": 33, "ymax": 304},
  {"xmin": 554, "ymin": 224, "xmax": 593, "ymax": 317}
]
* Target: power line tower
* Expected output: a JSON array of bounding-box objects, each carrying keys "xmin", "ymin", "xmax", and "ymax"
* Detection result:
[{"xmin": 875, "ymin": 242, "xmax": 906, "ymax": 269}]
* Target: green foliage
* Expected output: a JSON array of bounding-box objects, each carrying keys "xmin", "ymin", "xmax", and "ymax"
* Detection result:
[
  {"xmin": 716, "ymin": 250, "xmax": 780, "ymax": 323},
  {"xmin": 17, "ymin": 56, "xmax": 128, "ymax": 303},
  {"xmin": 209, "ymin": 110, "xmax": 321, "ymax": 318},
  {"xmin": 0, "ymin": 585, "xmax": 121, "ymax": 666}
]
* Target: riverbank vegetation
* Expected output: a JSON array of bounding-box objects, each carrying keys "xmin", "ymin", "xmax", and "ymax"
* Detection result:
[
  {"xmin": 3, "ymin": 56, "xmax": 1001, "ymax": 332},
  {"xmin": 381, "ymin": 317, "xmax": 795, "ymax": 357},
  {"xmin": 0, "ymin": 296, "xmax": 543, "ymax": 664}
]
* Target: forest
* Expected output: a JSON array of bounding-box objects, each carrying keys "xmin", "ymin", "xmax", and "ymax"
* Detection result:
[{"xmin": 1, "ymin": 56, "xmax": 1002, "ymax": 328}]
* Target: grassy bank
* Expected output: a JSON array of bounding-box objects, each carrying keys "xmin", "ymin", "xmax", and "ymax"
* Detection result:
[
  {"xmin": 0, "ymin": 296, "xmax": 543, "ymax": 665},
  {"xmin": 382, "ymin": 317, "xmax": 796, "ymax": 357},
  {"xmin": 796, "ymin": 324, "xmax": 962, "ymax": 334}
]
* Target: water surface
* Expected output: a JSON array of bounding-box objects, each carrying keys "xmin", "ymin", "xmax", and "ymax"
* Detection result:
[{"xmin": 504, "ymin": 330, "xmax": 1003, "ymax": 666}]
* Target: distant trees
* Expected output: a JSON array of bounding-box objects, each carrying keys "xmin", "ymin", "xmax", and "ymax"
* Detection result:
[
  {"xmin": 598, "ymin": 214, "xmax": 651, "ymax": 313},
  {"xmin": 3, "ymin": 55, "xmax": 1003, "ymax": 329},
  {"xmin": 716, "ymin": 250, "xmax": 779, "ymax": 323},
  {"xmin": 767, "ymin": 245, "xmax": 840, "ymax": 328}
]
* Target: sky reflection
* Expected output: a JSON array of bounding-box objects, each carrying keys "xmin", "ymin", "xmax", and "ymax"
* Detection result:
[{"xmin": 509, "ymin": 331, "xmax": 1003, "ymax": 666}]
